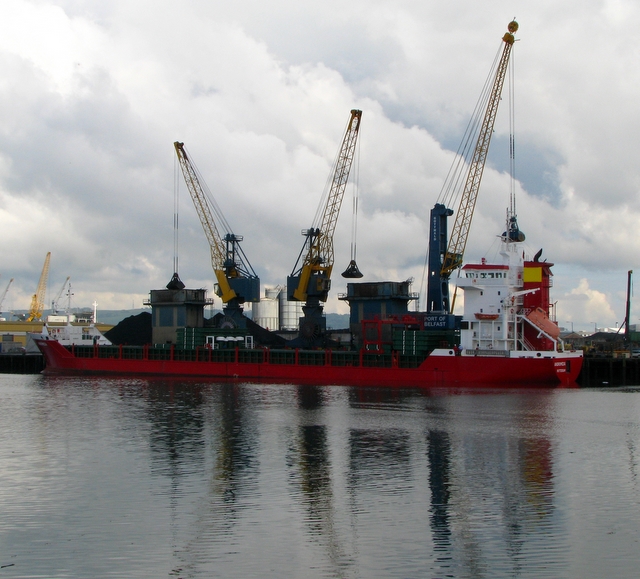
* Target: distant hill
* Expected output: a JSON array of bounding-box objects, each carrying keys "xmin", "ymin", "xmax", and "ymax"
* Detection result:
[
  {"xmin": 3, "ymin": 308, "xmax": 153, "ymax": 326},
  {"xmin": 96, "ymin": 309, "xmax": 151, "ymax": 326},
  {"xmin": 3, "ymin": 307, "xmax": 350, "ymax": 329}
]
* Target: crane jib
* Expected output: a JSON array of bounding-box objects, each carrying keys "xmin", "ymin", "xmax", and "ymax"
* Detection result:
[
  {"xmin": 441, "ymin": 22, "xmax": 516, "ymax": 279},
  {"xmin": 287, "ymin": 109, "xmax": 362, "ymax": 344},
  {"xmin": 174, "ymin": 141, "xmax": 260, "ymax": 306},
  {"xmin": 426, "ymin": 21, "xmax": 518, "ymax": 315}
]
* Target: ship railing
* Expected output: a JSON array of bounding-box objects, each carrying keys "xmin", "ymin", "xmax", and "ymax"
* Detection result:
[
  {"xmin": 518, "ymin": 334, "xmax": 536, "ymax": 352},
  {"xmin": 201, "ymin": 347, "xmax": 425, "ymax": 368},
  {"xmin": 67, "ymin": 343, "xmax": 428, "ymax": 369},
  {"xmin": 466, "ymin": 348, "xmax": 509, "ymax": 357}
]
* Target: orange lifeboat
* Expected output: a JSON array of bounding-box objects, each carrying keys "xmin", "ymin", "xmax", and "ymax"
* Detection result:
[
  {"xmin": 526, "ymin": 307, "xmax": 560, "ymax": 339},
  {"xmin": 475, "ymin": 313, "xmax": 499, "ymax": 320}
]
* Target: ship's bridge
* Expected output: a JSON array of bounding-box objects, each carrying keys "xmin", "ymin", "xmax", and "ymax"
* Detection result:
[{"xmin": 457, "ymin": 262, "xmax": 510, "ymax": 287}]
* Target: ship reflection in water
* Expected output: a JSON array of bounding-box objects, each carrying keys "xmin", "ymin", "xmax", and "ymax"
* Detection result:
[{"xmin": 2, "ymin": 376, "xmax": 640, "ymax": 578}]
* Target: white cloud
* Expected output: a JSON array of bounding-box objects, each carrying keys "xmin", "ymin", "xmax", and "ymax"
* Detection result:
[
  {"xmin": 559, "ymin": 278, "xmax": 619, "ymax": 332},
  {"xmin": 0, "ymin": 0, "xmax": 639, "ymax": 332}
]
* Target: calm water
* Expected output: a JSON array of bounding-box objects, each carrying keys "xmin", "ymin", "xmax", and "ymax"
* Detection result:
[{"xmin": 1, "ymin": 375, "xmax": 639, "ymax": 578}]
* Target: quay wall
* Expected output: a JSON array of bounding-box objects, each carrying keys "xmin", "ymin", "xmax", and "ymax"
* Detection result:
[
  {"xmin": 578, "ymin": 357, "xmax": 640, "ymax": 387},
  {"xmin": 0, "ymin": 354, "xmax": 45, "ymax": 374}
]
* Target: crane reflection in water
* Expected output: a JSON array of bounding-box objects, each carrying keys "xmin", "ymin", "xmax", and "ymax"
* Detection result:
[{"xmin": 19, "ymin": 377, "xmax": 606, "ymax": 578}]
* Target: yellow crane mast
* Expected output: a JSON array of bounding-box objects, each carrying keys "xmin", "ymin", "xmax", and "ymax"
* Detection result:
[
  {"xmin": 27, "ymin": 252, "xmax": 51, "ymax": 322},
  {"xmin": 426, "ymin": 21, "xmax": 518, "ymax": 314},
  {"xmin": 287, "ymin": 109, "xmax": 363, "ymax": 345},
  {"xmin": 174, "ymin": 142, "xmax": 260, "ymax": 326}
]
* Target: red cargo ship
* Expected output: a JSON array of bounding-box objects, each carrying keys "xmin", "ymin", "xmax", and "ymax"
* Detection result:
[
  {"xmin": 33, "ymin": 335, "xmax": 581, "ymax": 386},
  {"xmin": 33, "ymin": 21, "xmax": 583, "ymax": 387},
  {"xmin": 32, "ymin": 238, "xmax": 583, "ymax": 387}
]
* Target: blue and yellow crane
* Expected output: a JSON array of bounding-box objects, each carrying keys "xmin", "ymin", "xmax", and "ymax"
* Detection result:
[
  {"xmin": 287, "ymin": 109, "xmax": 363, "ymax": 345},
  {"xmin": 174, "ymin": 141, "xmax": 260, "ymax": 327}
]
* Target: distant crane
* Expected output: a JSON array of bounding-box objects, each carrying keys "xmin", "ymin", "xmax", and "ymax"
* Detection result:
[
  {"xmin": 27, "ymin": 252, "xmax": 51, "ymax": 322},
  {"xmin": 0, "ymin": 277, "xmax": 14, "ymax": 313},
  {"xmin": 51, "ymin": 276, "xmax": 71, "ymax": 314},
  {"xmin": 426, "ymin": 20, "xmax": 519, "ymax": 314},
  {"xmin": 287, "ymin": 109, "xmax": 363, "ymax": 345},
  {"xmin": 174, "ymin": 141, "xmax": 260, "ymax": 328}
]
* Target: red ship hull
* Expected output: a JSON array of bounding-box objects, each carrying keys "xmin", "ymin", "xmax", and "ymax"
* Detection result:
[{"xmin": 33, "ymin": 338, "xmax": 582, "ymax": 387}]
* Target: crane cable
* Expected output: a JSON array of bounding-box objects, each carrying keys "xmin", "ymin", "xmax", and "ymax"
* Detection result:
[
  {"xmin": 311, "ymin": 113, "xmax": 359, "ymax": 230},
  {"xmin": 419, "ymin": 38, "xmax": 515, "ymax": 311},
  {"xmin": 173, "ymin": 153, "xmax": 180, "ymax": 275},
  {"xmin": 437, "ymin": 44, "xmax": 504, "ymax": 211},
  {"xmin": 508, "ymin": 43, "xmax": 517, "ymax": 219},
  {"xmin": 179, "ymin": 144, "xmax": 234, "ymax": 235},
  {"xmin": 348, "ymin": 130, "xmax": 362, "ymax": 264}
]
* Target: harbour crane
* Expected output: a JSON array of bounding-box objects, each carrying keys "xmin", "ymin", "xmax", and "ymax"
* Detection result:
[
  {"xmin": 51, "ymin": 276, "xmax": 71, "ymax": 314},
  {"xmin": 0, "ymin": 277, "xmax": 13, "ymax": 313},
  {"xmin": 174, "ymin": 141, "xmax": 260, "ymax": 327},
  {"xmin": 27, "ymin": 252, "xmax": 51, "ymax": 322},
  {"xmin": 426, "ymin": 20, "xmax": 518, "ymax": 315},
  {"xmin": 287, "ymin": 109, "xmax": 363, "ymax": 345}
]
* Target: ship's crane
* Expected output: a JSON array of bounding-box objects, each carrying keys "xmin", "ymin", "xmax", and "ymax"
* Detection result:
[
  {"xmin": 174, "ymin": 141, "xmax": 260, "ymax": 327},
  {"xmin": 27, "ymin": 252, "xmax": 51, "ymax": 322},
  {"xmin": 426, "ymin": 21, "xmax": 518, "ymax": 314},
  {"xmin": 0, "ymin": 277, "xmax": 14, "ymax": 313},
  {"xmin": 51, "ymin": 276, "xmax": 71, "ymax": 314},
  {"xmin": 287, "ymin": 109, "xmax": 363, "ymax": 345}
]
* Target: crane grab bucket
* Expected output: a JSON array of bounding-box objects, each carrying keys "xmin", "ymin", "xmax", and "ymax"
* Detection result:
[{"xmin": 341, "ymin": 260, "xmax": 363, "ymax": 278}]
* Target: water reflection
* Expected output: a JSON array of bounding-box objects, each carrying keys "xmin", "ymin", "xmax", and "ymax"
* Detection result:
[
  {"xmin": 143, "ymin": 380, "xmax": 207, "ymax": 475},
  {"xmin": 210, "ymin": 384, "xmax": 259, "ymax": 501},
  {"xmin": 141, "ymin": 385, "xmax": 566, "ymax": 577},
  {"xmin": 348, "ymin": 428, "xmax": 412, "ymax": 488},
  {"xmin": 4, "ymin": 377, "xmax": 640, "ymax": 578},
  {"xmin": 287, "ymin": 385, "xmax": 354, "ymax": 577},
  {"xmin": 427, "ymin": 429, "xmax": 452, "ymax": 571}
]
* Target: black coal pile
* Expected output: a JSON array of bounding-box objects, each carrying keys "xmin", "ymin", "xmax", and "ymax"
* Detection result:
[
  {"xmin": 104, "ymin": 312, "xmax": 152, "ymax": 346},
  {"xmin": 104, "ymin": 311, "xmax": 287, "ymax": 348},
  {"xmin": 207, "ymin": 313, "xmax": 287, "ymax": 347}
]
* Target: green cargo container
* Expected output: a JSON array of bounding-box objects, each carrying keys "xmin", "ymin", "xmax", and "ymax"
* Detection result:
[{"xmin": 392, "ymin": 329, "xmax": 458, "ymax": 355}]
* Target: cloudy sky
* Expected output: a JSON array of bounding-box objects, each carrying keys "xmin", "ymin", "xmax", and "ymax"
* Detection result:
[{"xmin": 0, "ymin": 0, "xmax": 638, "ymax": 332}]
